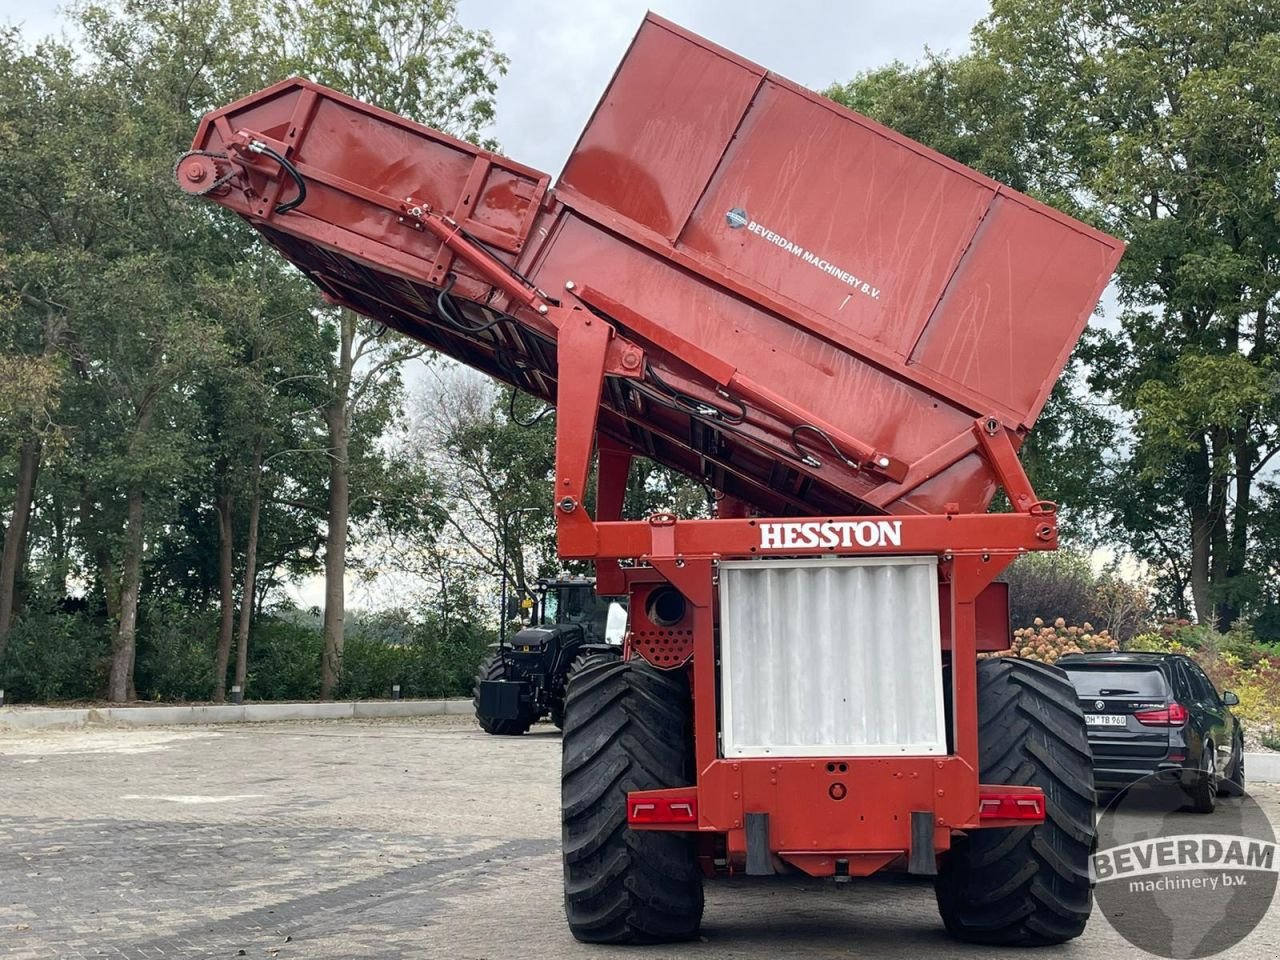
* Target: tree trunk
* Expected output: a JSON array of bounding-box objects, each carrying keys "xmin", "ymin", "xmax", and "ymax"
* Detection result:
[
  {"xmin": 50, "ymin": 497, "xmax": 69, "ymax": 598},
  {"xmin": 1207, "ymin": 429, "xmax": 1230, "ymax": 631},
  {"xmin": 108, "ymin": 486, "xmax": 145, "ymax": 703},
  {"xmin": 1185, "ymin": 441, "xmax": 1214, "ymax": 625},
  {"xmin": 320, "ymin": 311, "xmax": 355, "ymax": 700},
  {"xmin": 1221, "ymin": 428, "xmax": 1253, "ymax": 630},
  {"xmin": 0, "ymin": 437, "xmax": 40, "ymax": 657},
  {"xmin": 234, "ymin": 439, "xmax": 264, "ymax": 698},
  {"xmin": 212, "ymin": 479, "xmax": 235, "ymax": 702}
]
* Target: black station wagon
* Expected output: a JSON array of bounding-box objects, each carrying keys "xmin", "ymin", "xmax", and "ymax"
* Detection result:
[{"xmin": 1058, "ymin": 652, "xmax": 1245, "ymax": 813}]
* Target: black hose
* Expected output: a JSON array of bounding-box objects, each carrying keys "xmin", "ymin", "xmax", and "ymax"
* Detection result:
[
  {"xmin": 492, "ymin": 348, "xmax": 552, "ymax": 428},
  {"xmin": 644, "ymin": 362, "xmax": 747, "ymax": 424},
  {"xmin": 508, "ymin": 386, "xmax": 553, "ymax": 427},
  {"xmin": 436, "ymin": 273, "xmax": 504, "ymax": 334},
  {"xmin": 791, "ymin": 423, "xmax": 858, "ymax": 470},
  {"xmin": 252, "ymin": 142, "xmax": 307, "ymax": 215}
]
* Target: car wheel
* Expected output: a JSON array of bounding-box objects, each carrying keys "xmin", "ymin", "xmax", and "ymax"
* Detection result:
[{"xmin": 1183, "ymin": 740, "xmax": 1217, "ymax": 813}]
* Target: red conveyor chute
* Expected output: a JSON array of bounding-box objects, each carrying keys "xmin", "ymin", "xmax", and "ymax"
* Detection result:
[{"xmin": 177, "ymin": 13, "xmax": 1123, "ymax": 519}]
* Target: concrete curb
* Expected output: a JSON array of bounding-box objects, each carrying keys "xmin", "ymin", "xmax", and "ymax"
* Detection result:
[
  {"xmin": 0, "ymin": 699, "xmax": 473, "ymax": 731},
  {"xmin": 1246, "ymin": 752, "xmax": 1280, "ymax": 784}
]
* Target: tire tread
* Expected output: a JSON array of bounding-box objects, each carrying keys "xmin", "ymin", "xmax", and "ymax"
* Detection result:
[
  {"xmin": 561, "ymin": 658, "xmax": 703, "ymax": 944},
  {"xmin": 935, "ymin": 657, "xmax": 1096, "ymax": 945}
]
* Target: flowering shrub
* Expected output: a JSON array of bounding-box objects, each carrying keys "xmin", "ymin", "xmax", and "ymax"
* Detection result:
[
  {"xmin": 1119, "ymin": 623, "xmax": 1280, "ymax": 747},
  {"xmin": 982, "ymin": 617, "xmax": 1118, "ymax": 665}
]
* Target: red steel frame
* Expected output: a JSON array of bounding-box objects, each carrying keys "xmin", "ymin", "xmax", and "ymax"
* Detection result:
[
  {"xmin": 177, "ymin": 131, "xmax": 1058, "ymax": 877},
  {"xmin": 547, "ymin": 297, "xmax": 1056, "ymax": 878}
]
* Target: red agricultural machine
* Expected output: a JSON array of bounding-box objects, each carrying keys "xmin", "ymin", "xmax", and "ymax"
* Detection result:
[{"xmin": 178, "ymin": 14, "xmax": 1123, "ymax": 946}]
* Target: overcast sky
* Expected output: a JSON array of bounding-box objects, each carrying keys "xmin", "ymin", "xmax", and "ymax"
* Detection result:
[
  {"xmin": 1, "ymin": 0, "xmax": 989, "ymax": 176},
  {"xmin": 0, "ymin": 0, "xmax": 1004, "ymax": 608}
]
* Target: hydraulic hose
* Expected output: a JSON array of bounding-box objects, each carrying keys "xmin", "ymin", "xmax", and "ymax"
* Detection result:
[{"xmin": 248, "ymin": 140, "xmax": 307, "ymax": 215}]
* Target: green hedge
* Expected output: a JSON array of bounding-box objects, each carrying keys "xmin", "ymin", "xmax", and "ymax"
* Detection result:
[
  {"xmin": 0, "ymin": 604, "xmax": 493, "ymax": 704},
  {"xmin": 0, "ymin": 608, "xmax": 110, "ymax": 702}
]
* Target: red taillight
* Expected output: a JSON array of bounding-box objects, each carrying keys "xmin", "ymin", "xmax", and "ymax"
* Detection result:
[
  {"xmin": 627, "ymin": 794, "xmax": 697, "ymax": 825},
  {"xmin": 979, "ymin": 792, "xmax": 1045, "ymax": 821},
  {"xmin": 1134, "ymin": 702, "xmax": 1189, "ymax": 726}
]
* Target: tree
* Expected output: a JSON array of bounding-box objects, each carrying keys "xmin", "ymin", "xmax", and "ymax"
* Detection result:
[
  {"xmin": 0, "ymin": 240, "xmax": 64, "ymax": 656},
  {"xmin": 256, "ymin": 0, "xmax": 508, "ymax": 698},
  {"xmin": 0, "ymin": 30, "xmax": 73, "ymax": 659},
  {"xmin": 408, "ymin": 368, "xmax": 555, "ymax": 605},
  {"xmin": 0, "ymin": 29, "xmax": 208, "ymax": 700},
  {"xmin": 1, "ymin": 2, "xmax": 512, "ymax": 704},
  {"xmin": 830, "ymin": 1, "xmax": 1280, "ymax": 626},
  {"xmin": 1, "ymin": 1, "xmax": 301, "ymax": 700},
  {"xmin": 976, "ymin": 0, "xmax": 1280, "ymax": 627},
  {"xmin": 406, "ymin": 367, "xmax": 713, "ymax": 618},
  {"xmin": 188, "ymin": 265, "xmax": 325, "ymax": 701}
]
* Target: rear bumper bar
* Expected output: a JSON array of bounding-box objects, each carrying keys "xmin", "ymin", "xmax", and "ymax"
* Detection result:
[
  {"xmin": 1093, "ymin": 759, "xmax": 1192, "ymax": 788},
  {"xmin": 627, "ymin": 755, "xmax": 1044, "ymax": 877}
]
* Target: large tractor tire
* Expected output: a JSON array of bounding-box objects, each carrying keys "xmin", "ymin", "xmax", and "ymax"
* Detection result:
[
  {"xmin": 551, "ymin": 650, "xmax": 620, "ymax": 730},
  {"xmin": 561, "ymin": 657, "xmax": 703, "ymax": 943},
  {"xmin": 472, "ymin": 652, "xmax": 535, "ymax": 736},
  {"xmin": 936, "ymin": 657, "xmax": 1096, "ymax": 946}
]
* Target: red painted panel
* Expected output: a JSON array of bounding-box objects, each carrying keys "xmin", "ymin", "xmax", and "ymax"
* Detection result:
[
  {"xmin": 909, "ymin": 193, "xmax": 1119, "ymax": 423},
  {"xmin": 939, "ymin": 581, "xmax": 1012, "ymax": 652},
  {"xmin": 559, "ymin": 20, "xmax": 760, "ymax": 241},
  {"xmin": 534, "ymin": 213, "xmax": 988, "ymax": 511},
  {"xmin": 680, "ymin": 80, "xmax": 994, "ymax": 358}
]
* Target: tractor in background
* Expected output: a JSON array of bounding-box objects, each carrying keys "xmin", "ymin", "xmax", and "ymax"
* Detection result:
[{"xmin": 473, "ymin": 577, "xmax": 625, "ymax": 735}]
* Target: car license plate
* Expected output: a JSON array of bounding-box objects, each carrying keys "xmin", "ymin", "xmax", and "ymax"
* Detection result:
[{"xmin": 1085, "ymin": 714, "xmax": 1127, "ymax": 727}]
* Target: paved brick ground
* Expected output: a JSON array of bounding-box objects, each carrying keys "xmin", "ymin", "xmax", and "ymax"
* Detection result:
[{"xmin": 3, "ymin": 719, "xmax": 1278, "ymax": 959}]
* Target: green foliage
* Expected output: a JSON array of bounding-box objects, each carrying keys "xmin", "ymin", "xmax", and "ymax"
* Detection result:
[
  {"xmin": 1128, "ymin": 617, "xmax": 1266, "ymax": 664},
  {"xmin": 338, "ymin": 609, "xmax": 492, "ymax": 700},
  {"xmin": 0, "ymin": 0, "xmax": 509, "ymax": 701},
  {"xmin": 133, "ymin": 599, "xmax": 217, "ymax": 701},
  {"xmin": 245, "ymin": 616, "xmax": 324, "ymax": 701},
  {"xmin": 0, "ymin": 608, "xmax": 109, "ymax": 701},
  {"xmin": 1127, "ymin": 619, "xmax": 1280, "ymax": 737},
  {"xmin": 979, "ymin": 1, "xmax": 1280, "ymax": 627},
  {"xmin": 263, "ymin": 0, "xmax": 508, "ymax": 144},
  {"xmin": 0, "ymin": 602, "xmax": 492, "ymax": 703}
]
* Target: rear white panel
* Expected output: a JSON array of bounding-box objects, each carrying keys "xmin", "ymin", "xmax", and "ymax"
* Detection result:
[{"xmin": 719, "ymin": 556, "xmax": 945, "ymax": 758}]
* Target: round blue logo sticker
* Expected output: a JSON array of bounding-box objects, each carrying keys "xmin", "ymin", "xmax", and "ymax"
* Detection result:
[{"xmin": 725, "ymin": 207, "xmax": 748, "ymax": 229}]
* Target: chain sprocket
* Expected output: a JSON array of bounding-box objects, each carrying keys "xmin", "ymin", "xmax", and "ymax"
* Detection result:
[{"xmin": 173, "ymin": 150, "xmax": 238, "ymax": 197}]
